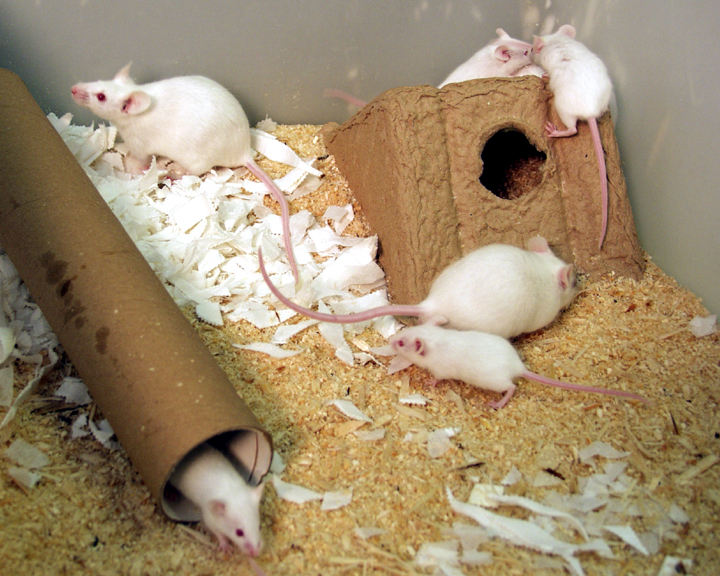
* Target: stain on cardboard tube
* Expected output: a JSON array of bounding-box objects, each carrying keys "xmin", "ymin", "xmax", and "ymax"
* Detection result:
[{"xmin": 0, "ymin": 68, "xmax": 272, "ymax": 521}]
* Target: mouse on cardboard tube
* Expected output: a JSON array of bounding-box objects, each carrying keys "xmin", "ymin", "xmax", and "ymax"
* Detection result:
[
  {"xmin": 389, "ymin": 324, "xmax": 649, "ymax": 409},
  {"xmin": 259, "ymin": 236, "xmax": 577, "ymax": 340},
  {"xmin": 71, "ymin": 63, "xmax": 299, "ymax": 280},
  {"xmin": 530, "ymin": 25, "xmax": 613, "ymax": 250}
]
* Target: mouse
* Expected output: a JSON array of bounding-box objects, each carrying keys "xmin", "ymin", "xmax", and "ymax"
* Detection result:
[
  {"xmin": 438, "ymin": 28, "xmax": 535, "ymax": 87},
  {"xmin": 71, "ymin": 63, "xmax": 299, "ymax": 279},
  {"xmin": 325, "ymin": 29, "xmax": 540, "ymax": 109},
  {"xmin": 530, "ymin": 25, "xmax": 613, "ymax": 250},
  {"xmin": 259, "ymin": 236, "xmax": 577, "ymax": 339},
  {"xmin": 169, "ymin": 442, "xmax": 264, "ymax": 556},
  {"xmin": 389, "ymin": 324, "xmax": 649, "ymax": 409}
]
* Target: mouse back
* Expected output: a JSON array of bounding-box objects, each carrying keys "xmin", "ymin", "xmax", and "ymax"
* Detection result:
[
  {"xmin": 422, "ymin": 241, "xmax": 577, "ymax": 338},
  {"xmin": 531, "ymin": 25, "xmax": 612, "ymax": 120}
]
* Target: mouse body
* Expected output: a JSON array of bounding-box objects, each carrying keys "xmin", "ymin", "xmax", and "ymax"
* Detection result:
[
  {"xmin": 260, "ymin": 236, "xmax": 577, "ymax": 340},
  {"xmin": 389, "ymin": 324, "xmax": 648, "ymax": 409},
  {"xmin": 170, "ymin": 443, "xmax": 264, "ymax": 556},
  {"xmin": 439, "ymin": 28, "xmax": 535, "ymax": 87},
  {"xmin": 530, "ymin": 25, "xmax": 613, "ymax": 249},
  {"xmin": 71, "ymin": 63, "xmax": 298, "ymax": 278}
]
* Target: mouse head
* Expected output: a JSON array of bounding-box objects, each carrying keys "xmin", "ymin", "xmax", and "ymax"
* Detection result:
[
  {"xmin": 491, "ymin": 30, "xmax": 532, "ymax": 70},
  {"xmin": 204, "ymin": 482, "xmax": 265, "ymax": 556},
  {"xmin": 531, "ymin": 24, "xmax": 577, "ymax": 60},
  {"xmin": 527, "ymin": 236, "xmax": 578, "ymax": 306},
  {"xmin": 71, "ymin": 62, "xmax": 152, "ymax": 122},
  {"xmin": 389, "ymin": 331, "xmax": 427, "ymax": 359}
]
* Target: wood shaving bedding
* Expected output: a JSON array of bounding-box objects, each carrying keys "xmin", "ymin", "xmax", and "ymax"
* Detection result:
[{"xmin": 0, "ymin": 122, "xmax": 718, "ymax": 576}]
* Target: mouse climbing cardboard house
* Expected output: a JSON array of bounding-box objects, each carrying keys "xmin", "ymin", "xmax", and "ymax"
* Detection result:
[{"xmin": 324, "ymin": 76, "xmax": 644, "ymax": 304}]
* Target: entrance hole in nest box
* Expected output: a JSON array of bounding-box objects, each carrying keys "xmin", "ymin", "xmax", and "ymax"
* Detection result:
[{"xmin": 479, "ymin": 129, "xmax": 546, "ymax": 200}]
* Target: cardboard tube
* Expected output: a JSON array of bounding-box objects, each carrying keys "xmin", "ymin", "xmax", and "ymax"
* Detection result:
[{"xmin": 0, "ymin": 69, "xmax": 272, "ymax": 521}]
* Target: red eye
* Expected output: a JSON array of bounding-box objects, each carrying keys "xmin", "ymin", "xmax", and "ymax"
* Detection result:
[
  {"xmin": 96, "ymin": 93, "xmax": 106, "ymax": 102},
  {"xmin": 236, "ymin": 529, "xmax": 244, "ymax": 537}
]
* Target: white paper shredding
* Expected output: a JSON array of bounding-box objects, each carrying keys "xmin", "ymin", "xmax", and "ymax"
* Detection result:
[
  {"xmin": 233, "ymin": 342, "xmax": 303, "ymax": 359},
  {"xmin": 688, "ymin": 314, "xmax": 717, "ymax": 337},
  {"xmin": 578, "ymin": 441, "xmax": 631, "ymax": 463},
  {"xmin": 55, "ymin": 377, "xmax": 92, "ymax": 405},
  {"xmin": 326, "ymin": 399, "xmax": 372, "ymax": 423},
  {"xmin": 46, "ymin": 112, "xmax": 402, "ymax": 372},
  {"xmin": 320, "ymin": 488, "xmax": 353, "ymax": 511},
  {"xmin": 399, "ymin": 393, "xmax": 429, "ymax": 405},
  {"xmin": 4, "ymin": 438, "xmax": 50, "ymax": 469},
  {"xmin": 354, "ymin": 527, "xmax": 387, "ymax": 540},
  {"xmin": 271, "ymin": 475, "xmax": 323, "ymax": 504}
]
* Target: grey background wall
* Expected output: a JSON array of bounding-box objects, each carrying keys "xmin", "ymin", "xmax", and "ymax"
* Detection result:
[{"xmin": 1, "ymin": 1, "xmax": 718, "ymax": 315}]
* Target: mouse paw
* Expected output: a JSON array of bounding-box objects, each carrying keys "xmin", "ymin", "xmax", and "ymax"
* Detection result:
[{"xmin": 545, "ymin": 123, "xmax": 577, "ymax": 138}]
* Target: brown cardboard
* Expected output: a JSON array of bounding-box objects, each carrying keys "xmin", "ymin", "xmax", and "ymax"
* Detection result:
[
  {"xmin": 325, "ymin": 76, "xmax": 644, "ymax": 305},
  {"xmin": 0, "ymin": 69, "xmax": 272, "ymax": 521}
]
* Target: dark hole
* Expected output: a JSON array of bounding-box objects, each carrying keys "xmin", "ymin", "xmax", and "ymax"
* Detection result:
[{"xmin": 479, "ymin": 129, "xmax": 546, "ymax": 200}]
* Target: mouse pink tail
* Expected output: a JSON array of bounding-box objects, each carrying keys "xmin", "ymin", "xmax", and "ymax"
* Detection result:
[
  {"xmin": 245, "ymin": 158, "xmax": 299, "ymax": 282},
  {"xmin": 588, "ymin": 117, "xmax": 608, "ymax": 250},
  {"xmin": 258, "ymin": 247, "xmax": 422, "ymax": 324},
  {"xmin": 522, "ymin": 371, "xmax": 650, "ymax": 403},
  {"xmin": 323, "ymin": 88, "xmax": 368, "ymax": 108}
]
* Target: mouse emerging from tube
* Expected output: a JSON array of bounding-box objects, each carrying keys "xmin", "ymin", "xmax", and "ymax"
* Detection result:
[
  {"xmin": 530, "ymin": 25, "xmax": 613, "ymax": 250},
  {"xmin": 259, "ymin": 236, "xmax": 577, "ymax": 340},
  {"xmin": 71, "ymin": 63, "xmax": 299, "ymax": 280},
  {"xmin": 168, "ymin": 443, "xmax": 265, "ymax": 557},
  {"xmin": 389, "ymin": 324, "xmax": 649, "ymax": 409}
]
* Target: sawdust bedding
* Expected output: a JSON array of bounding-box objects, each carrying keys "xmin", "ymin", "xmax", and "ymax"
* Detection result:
[{"xmin": 1, "ymin": 124, "xmax": 719, "ymax": 576}]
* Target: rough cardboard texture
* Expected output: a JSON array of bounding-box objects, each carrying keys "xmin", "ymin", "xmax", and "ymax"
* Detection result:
[
  {"xmin": 0, "ymin": 69, "xmax": 272, "ymax": 520},
  {"xmin": 325, "ymin": 85, "xmax": 463, "ymax": 305},
  {"xmin": 326, "ymin": 76, "xmax": 644, "ymax": 305}
]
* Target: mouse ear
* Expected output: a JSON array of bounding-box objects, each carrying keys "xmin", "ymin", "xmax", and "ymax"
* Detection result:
[
  {"xmin": 413, "ymin": 337, "xmax": 427, "ymax": 356},
  {"xmin": 526, "ymin": 235, "xmax": 550, "ymax": 253},
  {"xmin": 122, "ymin": 91, "xmax": 152, "ymax": 115},
  {"xmin": 494, "ymin": 46, "xmax": 512, "ymax": 62},
  {"xmin": 209, "ymin": 499, "xmax": 228, "ymax": 519},
  {"xmin": 558, "ymin": 264, "xmax": 575, "ymax": 290},
  {"xmin": 531, "ymin": 36, "xmax": 544, "ymax": 53},
  {"xmin": 495, "ymin": 28, "xmax": 509, "ymax": 39},
  {"xmin": 558, "ymin": 24, "xmax": 576, "ymax": 38},
  {"xmin": 114, "ymin": 62, "xmax": 133, "ymax": 83}
]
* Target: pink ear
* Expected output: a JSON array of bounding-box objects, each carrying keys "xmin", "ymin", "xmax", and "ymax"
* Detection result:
[
  {"xmin": 494, "ymin": 46, "xmax": 512, "ymax": 62},
  {"xmin": 210, "ymin": 499, "xmax": 227, "ymax": 518},
  {"xmin": 558, "ymin": 24, "xmax": 576, "ymax": 38},
  {"xmin": 558, "ymin": 264, "xmax": 574, "ymax": 290},
  {"xmin": 532, "ymin": 36, "xmax": 544, "ymax": 53},
  {"xmin": 527, "ymin": 235, "xmax": 549, "ymax": 253},
  {"xmin": 114, "ymin": 62, "xmax": 133, "ymax": 82},
  {"xmin": 122, "ymin": 91, "xmax": 152, "ymax": 115},
  {"xmin": 495, "ymin": 28, "xmax": 510, "ymax": 39},
  {"xmin": 413, "ymin": 338, "xmax": 427, "ymax": 356}
]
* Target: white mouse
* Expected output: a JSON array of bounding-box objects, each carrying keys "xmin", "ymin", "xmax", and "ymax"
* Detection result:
[
  {"xmin": 325, "ymin": 29, "xmax": 540, "ymax": 109},
  {"xmin": 169, "ymin": 443, "xmax": 264, "ymax": 556},
  {"xmin": 389, "ymin": 324, "xmax": 649, "ymax": 409},
  {"xmin": 259, "ymin": 236, "xmax": 577, "ymax": 339},
  {"xmin": 71, "ymin": 63, "xmax": 298, "ymax": 279},
  {"xmin": 439, "ymin": 28, "xmax": 535, "ymax": 87},
  {"xmin": 530, "ymin": 25, "xmax": 613, "ymax": 249}
]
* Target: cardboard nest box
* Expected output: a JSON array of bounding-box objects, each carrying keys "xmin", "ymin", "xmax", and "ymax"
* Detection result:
[{"xmin": 325, "ymin": 76, "xmax": 644, "ymax": 304}]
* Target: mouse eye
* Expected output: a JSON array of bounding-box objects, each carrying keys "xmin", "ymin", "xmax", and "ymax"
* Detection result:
[
  {"xmin": 96, "ymin": 93, "xmax": 106, "ymax": 102},
  {"xmin": 236, "ymin": 529, "xmax": 244, "ymax": 537}
]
